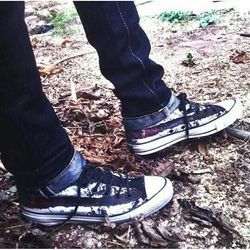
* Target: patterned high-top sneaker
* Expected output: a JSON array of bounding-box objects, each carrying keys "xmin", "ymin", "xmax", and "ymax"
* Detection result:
[
  {"xmin": 19, "ymin": 161, "xmax": 173, "ymax": 226},
  {"xmin": 125, "ymin": 93, "xmax": 242, "ymax": 155}
]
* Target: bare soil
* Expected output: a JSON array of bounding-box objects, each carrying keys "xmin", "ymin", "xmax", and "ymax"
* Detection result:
[{"xmin": 0, "ymin": 1, "xmax": 249, "ymax": 248}]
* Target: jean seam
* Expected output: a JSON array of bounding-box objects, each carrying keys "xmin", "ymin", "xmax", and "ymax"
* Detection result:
[
  {"xmin": 46, "ymin": 186, "xmax": 57, "ymax": 196},
  {"xmin": 38, "ymin": 189, "xmax": 48, "ymax": 198},
  {"xmin": 115, "ymin": 1, "xmax": 165, "ymax": 109}
]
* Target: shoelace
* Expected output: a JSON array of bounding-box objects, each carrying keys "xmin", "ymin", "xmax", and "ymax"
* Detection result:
[
  {"xmin": 178, "ymin": 93, "xmax": 191, "ymax": 138},
  {"xmin": 59, "ymin": 163, "xmax": 131, "ymax": 226},
  {"xmin": 178, "ymin": 93, "xmax": 219, "ymax": 138}
]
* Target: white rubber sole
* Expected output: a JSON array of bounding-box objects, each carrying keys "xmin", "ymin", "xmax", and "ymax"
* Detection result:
[
  {"xmin": 21, "ymin": 179, "xmax": 173, "ymax": 226},
  {"xmin": 129, "ymin": 99, "xmax": 242, "ymax": 155}
]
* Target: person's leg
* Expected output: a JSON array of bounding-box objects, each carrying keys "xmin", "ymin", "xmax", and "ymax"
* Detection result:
[
  {"xmin": 74, "ymin": 1, "xmax": 173, "ymax": 118},
  {"xmin": 0, "ymin": 2, "xmax": 75, "ymax": 190},
  {"xmin": 0, "ymin": 2, "xmax": 174, "ymax": 225},
  {"xmin": 74, "ymin": 1, "xmax": 242, "ymax": 155}
]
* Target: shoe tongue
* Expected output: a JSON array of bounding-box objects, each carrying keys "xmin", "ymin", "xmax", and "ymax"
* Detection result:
[
  {"xmin": 107, "ymin": 172, "xmax": 125, "ymax": 186},
  {"xmin": 129, "ymin": 176, "xmax": 146, "ymax": 195},
  {"xmin": 84, "ymin": 165, "xmax": 125, "ymax": 187},
  {"xmin": 83, "ymin": 164, "xmax": 146, "ymax": 195},
  {"xmin": 101, "ymin": 172, "xmax": 146, "ymax": 194}
]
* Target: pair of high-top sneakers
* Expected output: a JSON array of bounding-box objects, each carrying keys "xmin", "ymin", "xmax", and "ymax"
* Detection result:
[{"xmin": 19, "ymin": 94, "xmax": 242, "ymax": 225}]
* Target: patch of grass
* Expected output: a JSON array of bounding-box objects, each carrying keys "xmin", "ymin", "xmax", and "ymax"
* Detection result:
[
  {"xmin": 158, "ymin": 11, "xmax": 195, "ymax": 23},
  {"xmin": 158, "ymin": 10, "xmax": 217, "ymax": 28},
  {"xmin": 48, "ymin": 9, "xmax": 78, "ymax": 36},
  {"xmin": 198, "ymin": 11, "xmax": 216, "ymax": 28}
]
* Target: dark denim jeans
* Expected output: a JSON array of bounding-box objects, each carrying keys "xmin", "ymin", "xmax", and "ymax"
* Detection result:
[{"xmin": 0, "ymin": 1, "xmax": 172, "ymax": 190}]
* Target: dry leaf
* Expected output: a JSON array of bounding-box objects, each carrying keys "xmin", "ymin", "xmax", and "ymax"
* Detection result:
[
  {"xmin": 156, "ymin": 225, "xmax": 185, "ymax": 242},
  {"xmin": 37, "ymin": 64, "xmax": 64, "ymax": 77},
  {"xmin": 219, "ymin": 215, "xmax": 241, "ymax": 236},
  {"xmin": 142, "ymin": 221, "xmax": 164, "ymax": 242},
  {"xmin": 31, "ymin": 36, "xmax": 39, "ymax": 48},
  {"xmin": 141, "ymin": 221, "xmax": 169, "ymax": 247},
  {"xmin": 103, "ymin": 211, "xmax": 116, "ymax": 229},
  {"xmin": 61, "ymin": 39, "xmax": 71, "ymax": 48},
  {"xmin": 198, "ymin": 143, "xmax": 208, "ymax": 155},
  {"xmin": 222, "ymin": 129, "xmax": 228, "ymax": 139},
  {"xmin": 152, "ymin": 161, "xmax": 174, "ymax": 177},
  {"xmin": 134, "ymin": 220, "xmax": 150, "ymax": 245},
  {"xmin": 230, "ymin": 51, "xmax": 250, "ymax": 64}
]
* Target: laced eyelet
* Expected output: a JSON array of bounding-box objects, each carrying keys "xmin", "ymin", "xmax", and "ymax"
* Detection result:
[
  {"xmin": 81, "ymin": 183, "xmax": 88, "ymax": 188},
  {"xmin": 126, "ymin": 193, "xmax": 132, "ymax": 198},
  {"xmin": 169, "ymin": 129, "xmax": 174, "ymax": 134}
]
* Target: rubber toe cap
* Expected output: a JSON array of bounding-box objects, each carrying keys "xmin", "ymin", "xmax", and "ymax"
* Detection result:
[{"xmin": 144, "ymin": 176, "xmax": 172, "ymax": 199}]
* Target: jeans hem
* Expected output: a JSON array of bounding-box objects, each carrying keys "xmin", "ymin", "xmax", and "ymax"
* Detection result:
[
  {"xmin": 38, "ymin": 150, "xmax": 86, "ymax": 197},
  {"xmin": 122, "ymin": 92, "xmax": 180, "ymax": 131}
]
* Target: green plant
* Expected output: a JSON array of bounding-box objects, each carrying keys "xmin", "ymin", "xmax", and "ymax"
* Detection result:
[
  {"xmin": 158, "ymin": 10, "xmax": 217, "ymax": 28},
  {"xmin": 48, "ymin": 9, "xmax": 78, "ymax": 36},
  {"xmin": 158, "ymin": 11, "xmax": 196, "ymax": 23},
  {"xmin": 198, "ymin": 11, "xmax": 216, "ymax": 28},
  {"xmin": 182, "ymin": 53, "xmax": 195, "ymax": 67}
]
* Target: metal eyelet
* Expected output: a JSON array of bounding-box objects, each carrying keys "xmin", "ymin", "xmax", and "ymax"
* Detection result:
[{"xmin": 126, "ymin": 193, "xmax": 132, "ymax": 198}]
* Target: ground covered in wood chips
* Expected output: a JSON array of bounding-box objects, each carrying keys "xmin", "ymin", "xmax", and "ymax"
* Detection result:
[{"xmin": 0, "ymin": 1, "xmax": 249, "ymax": 248}]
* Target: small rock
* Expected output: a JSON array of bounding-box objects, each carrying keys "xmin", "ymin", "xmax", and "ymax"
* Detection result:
[
  {"xmin": 30, "ymin": 21, "xmax": 54, "ymax": 35},
  {"xmin": 25, "ymin": 15, "xmax": 39, "ymax": 26},
  {"xmin": 36, "ymin": 9, "xmax": 51, "ymax": 20},
  {"xmin": 96, "ymin": 109, "xmax": 110, "ymax": 120},
  {"xmin": 233, "ymin": 211, "xmax": 245, "ymax": 220},
  {"xmin": 24, "ymin": 7, "xmax": 34, "ymax": 17}
]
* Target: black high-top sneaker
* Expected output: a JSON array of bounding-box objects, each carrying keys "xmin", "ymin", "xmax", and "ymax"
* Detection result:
[
  {"xmin": 19, "ymin": 162, "xmax": 173, "ymax": 226},
  {"xmin": 126, "ymin": 93, "xmax": 242, "ymax": 155}
]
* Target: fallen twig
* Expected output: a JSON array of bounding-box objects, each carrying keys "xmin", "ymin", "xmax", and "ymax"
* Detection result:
[
  {"xmin": 191, "ymin": 168, "xmax": 212, "ymax": 175},
  {"xmin": 4, "ymin": 224, "xmax": 27, "ymax": 230},
  {"xmin": 239, "ymin": 33, "xmax": 250, "ymax": 38},
  {"xmin": 103, "ymin": 211, "xmax": 116, "ymax": 229},
  {"xmin": 135, "ymin": 0, "xmax": 153, "ymax": 6},
  {"xmin": 70, "ymin": 77, "xmax": 77, "ymax": 102},
  {"xmin": 226, "ymin": 127, "xmax": 250, "ymax": 140},
  {"xmin": 36, "ymin": 50, "xmax": 95, "ymax": 69},
  {"xmin": 52, "ymin": 50, "xmax": 95, "ymax": 66},
  {"xmin": 178, "ymin": 199, "xmax": 241, "ymax": 238},
  {"xmin": 104, "ymin": 240, "xmax": 126, "ymax": 248}
]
